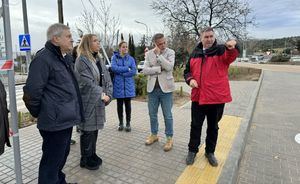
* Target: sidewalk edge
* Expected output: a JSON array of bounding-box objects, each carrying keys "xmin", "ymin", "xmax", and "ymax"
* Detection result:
[{"xmin": 217, "ymin": 70, "xmax": 264, "ymax": 184}]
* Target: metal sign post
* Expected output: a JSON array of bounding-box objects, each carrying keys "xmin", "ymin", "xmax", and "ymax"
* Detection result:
[
  {"xmin": 18, "ymin": 33, "xmax": 31, "ymax": 74},
  {"xmin": 2, "ymin": 0, "xmax": 23, "ymax": 183},
  {"xmin": 21, "ymin": 0, "xmax": 31, "ymax": 73},
  {"xmin": 100, "ymin": 43, "xmax": 111, "ymax": 65}
]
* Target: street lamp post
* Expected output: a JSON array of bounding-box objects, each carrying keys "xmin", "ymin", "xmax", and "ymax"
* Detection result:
[
  {"xmin": 58, "ymin": 0, "xmax": 64, "ymax": 24},
  {"xmin": 134, "ymin": 20, "xmax": 148, "ymax": 45}
]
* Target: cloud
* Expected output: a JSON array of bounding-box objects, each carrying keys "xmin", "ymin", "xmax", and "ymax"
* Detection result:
[
  {"xmin": 6, "ymin": 0, "xmax": 300, "ymax": 52},
  {"xmin": 9, "ymin": 0, "xmax": 165, "ymax": 51},
  {"xmin": 248, "ymin": 0, "xmax": 300, "ymax": 38}
]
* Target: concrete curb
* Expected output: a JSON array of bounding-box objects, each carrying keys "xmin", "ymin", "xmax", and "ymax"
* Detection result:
[{"xmin": 217, "ymin": 70, "xmax": 265, "ymax": 184}]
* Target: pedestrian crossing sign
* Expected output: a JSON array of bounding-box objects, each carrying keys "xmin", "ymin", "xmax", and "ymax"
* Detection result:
[{"xmin": 19, "ymin": 34, "xmax": 31, "ymax": 51}]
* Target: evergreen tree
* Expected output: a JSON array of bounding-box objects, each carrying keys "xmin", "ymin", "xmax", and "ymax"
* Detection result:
[
  {"xmin": 130, "ymin": 35, "xmax": 135, "ymax": 58},
  {"xmin": 135, "ymin": 35, "xmax": 147, "ymax": 62},
  {"xmin": 128, "ymin": 33, "xmax": 132, "ymax": 48},
  {"xmin": 297, "ymin": 40, "xmax": 300, "ymax": 50},
  {"xmin": 120, "ymin": 33, "xmax": 124, "ymax": 42},
  {"xmin": 128, "ymin": 34, "xmax": 135, "ymax": 58}
]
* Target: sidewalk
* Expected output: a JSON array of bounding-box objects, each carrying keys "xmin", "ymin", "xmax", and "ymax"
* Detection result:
[
  {"xmin": 0, "ymin": 73, "xmax": 27, "ymax": 86},
  {"xmin": 237, "ymin": 71, "xmax": 300, "ymax": 184},
  {"xmin": 0, "ymin": 81, "xmax": 257, "ymax": 184}
]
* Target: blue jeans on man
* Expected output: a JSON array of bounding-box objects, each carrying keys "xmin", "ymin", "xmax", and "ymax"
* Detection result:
[{"xmin": 148, "ymin": 87, "xmax": 173, "ymax": 137}]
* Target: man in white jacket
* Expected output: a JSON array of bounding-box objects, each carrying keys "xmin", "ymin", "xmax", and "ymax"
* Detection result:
[{"xmin": 143, "ymin": 33, "xmax": 175, "ymax": 152}]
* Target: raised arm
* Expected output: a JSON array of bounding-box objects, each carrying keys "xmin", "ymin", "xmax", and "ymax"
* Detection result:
[
  {"xmin": 157, "ymin": 49, "xmax": 175, "ymax": 72},
  {"xmin": 142, "ymin": 51, "xmax": 161, "ymax": 75}
]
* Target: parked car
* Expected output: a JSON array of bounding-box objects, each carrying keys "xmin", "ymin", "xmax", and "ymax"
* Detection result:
[
  {"xmin": 290, "ymin": 56, "xmax": 300, "ymax": 62},
  {"xmin": 137, "ymin": 61, "xmax": 145, "ymax": 73}
]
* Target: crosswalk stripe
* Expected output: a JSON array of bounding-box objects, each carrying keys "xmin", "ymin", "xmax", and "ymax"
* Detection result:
[{"xmin": 6, "ymin": 84, "xmax": 28, "ymax": 112}]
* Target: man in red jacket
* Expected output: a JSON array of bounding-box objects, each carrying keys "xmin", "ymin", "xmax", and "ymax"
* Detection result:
[{"xmin": 184, "ymin": 27, "xmax": 239, "ymax": 166}]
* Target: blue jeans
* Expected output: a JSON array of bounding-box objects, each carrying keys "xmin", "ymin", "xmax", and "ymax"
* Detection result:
[{"xmin": 148, "ymin": 87, "xmax": 173, "ymax": 137}]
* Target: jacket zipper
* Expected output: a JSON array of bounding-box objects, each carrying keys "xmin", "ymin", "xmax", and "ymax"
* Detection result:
[
  {"xmin": 199, "ymin": 56, "xmax": 205, "ymax": 90},
  {"xmin": 122, "ymin": 57, "xmax": 126, "ymax": 97}
]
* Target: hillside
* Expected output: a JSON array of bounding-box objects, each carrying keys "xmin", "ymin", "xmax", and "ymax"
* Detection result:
[{"xmin": 244, "ymin": 36, "xmax": 300, "ymax": 54}]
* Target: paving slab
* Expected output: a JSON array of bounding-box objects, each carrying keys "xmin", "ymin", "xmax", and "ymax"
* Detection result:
[
  {"xmin": 237, "ymin": 71, "xmax": 300, "ymax": 184},
  {"xmin": 0, "ymin": 81, "xmax": 257, "ymax": 184}
]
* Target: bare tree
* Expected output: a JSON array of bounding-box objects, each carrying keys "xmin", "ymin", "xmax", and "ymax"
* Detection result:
[
  {"xmin": 168, "ymin": 22, "xmax": 196, "ymax": 52},
  {"xmin": 168, "ymin": 22, "xmax": 196, "ymax": 65},
  {"xmin": 151, "ymin": 0, "xmax": 255, "ymax": 39},
  {"xmin": 95, "ymin": 0, "xmax": 120, "ymax": 49},
  {"xmin": 78, "ymin": 9, "xmax": 97, "ymax": 34},
  {"xmin": 77, "ymin": 0, "xmax": 120, "ymax": 50}
]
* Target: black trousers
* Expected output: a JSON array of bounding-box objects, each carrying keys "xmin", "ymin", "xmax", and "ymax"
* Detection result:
[
  {"xmin": 116, "ymin": 98, "xmax": 131, "ymax": 125},
  {"xmin": 38, "ymin": 127, "xmax": 73, "ymax": 184},
  {"xmin": 188, "ymin": 102, "xmax": 225, "ymax": 154},
  {"xmin": 80, "ymin": 130, "xmax": 98, "ymax": 158}
]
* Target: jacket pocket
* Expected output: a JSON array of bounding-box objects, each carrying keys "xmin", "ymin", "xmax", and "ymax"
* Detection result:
[
  {"xmin": 55, "ymin": 100, "xmax": 77, "ymax": 123},
  {"xmin": 54, "ymin": 68, "xmax": 69, "ymax": 84},
  {"xmin": 191, "ymin": 88, "xmax": 199, "ymax": 101},
  {"xmin": 40, "ymin": 99, "xmax": 56, "ymax": 121}
]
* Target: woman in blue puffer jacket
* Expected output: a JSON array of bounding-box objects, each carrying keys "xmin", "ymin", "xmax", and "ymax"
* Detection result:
[{"xmin": 111, "ymin": 41, "xmax": 137, "ymax": 132}]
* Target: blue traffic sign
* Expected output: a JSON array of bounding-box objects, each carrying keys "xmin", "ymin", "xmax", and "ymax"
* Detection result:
[{"xmin": 19, "ymin": 34, "xmax": 31, "ymax": 51}]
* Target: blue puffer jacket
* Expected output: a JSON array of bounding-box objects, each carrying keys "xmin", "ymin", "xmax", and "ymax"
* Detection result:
[{"xmin": 111, "ymin": 52, "xmax": 136, "ymax": 98}]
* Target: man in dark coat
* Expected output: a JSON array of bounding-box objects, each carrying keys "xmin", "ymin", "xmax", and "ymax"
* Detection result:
[
  {"xmin": 23, "ymin": 23, "xmax": 83, "ymax": 184},
  {"xmin": 0, "ymin": 79, "xmax": 11, "ymax": 155}
]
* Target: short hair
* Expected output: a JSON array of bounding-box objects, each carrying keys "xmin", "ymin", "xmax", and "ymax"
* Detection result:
[
  {"xmin": 200, "ymin": 27, "xmax": 214, "ymax": 34},
  {"xmin": 118, "ymin": 41, "xmax": 127, "ymax": 48},
  {"xmin": 152, "ymin": 33, "xmax": 164, "ymax": 43},
  {"xmin": 46, "ymin": 23, "xmax": 70, "ymax": 41}
]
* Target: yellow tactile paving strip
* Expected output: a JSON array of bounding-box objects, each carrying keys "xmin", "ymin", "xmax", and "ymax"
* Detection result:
[{"xmin": 176, "ymin": 115, "xmax": 242, "ymax": 184}]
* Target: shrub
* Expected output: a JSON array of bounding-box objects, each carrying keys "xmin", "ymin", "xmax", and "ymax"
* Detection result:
[
  {"xmin": 134, "ymin": 74, "xmax": 147, "ymax": 97},
  {"xmin": 228, "ymin": 66, "xmax": 240, "ymax": 78},
  {"xmin": 173, "ymin": 66, "xmax": 185, "ymax": 82},
  {"xmin": 269, "ymin": 54, "xmax": 290, "ymax": 62},
  {"xmin": 18, "ymin": 111, "xmax": 36, "ymax": 128}
]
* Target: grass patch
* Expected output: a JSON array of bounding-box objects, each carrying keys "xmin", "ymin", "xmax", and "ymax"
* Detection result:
[
  {"xmin": 229, "ymin": 66, "xmax": 261, "ymax": 81},
  {"xmin": 18, "ymin": 111, "xmax": 36, "ymax": 128}
]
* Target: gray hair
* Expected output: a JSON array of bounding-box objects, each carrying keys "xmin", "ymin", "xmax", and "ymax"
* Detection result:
[
  {"xmin": 46, "ymin": 23, "xmax": 70, "ymax": 41},
  {"xmin": 200, "ymin": 27, "xmax": 214, "ymax": 34},
  {"xmin": 152, "ymin": 33, "xmax": 164, "ymax": 43}
]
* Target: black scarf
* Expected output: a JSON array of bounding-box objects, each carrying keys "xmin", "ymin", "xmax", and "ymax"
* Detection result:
[
  {"xmin": 93, "ymin": 52, "xmax": 103, "ymax": 87},
  {"xmin": 191, "ymin": 40, "xmax": 226, "ymax": 58}
]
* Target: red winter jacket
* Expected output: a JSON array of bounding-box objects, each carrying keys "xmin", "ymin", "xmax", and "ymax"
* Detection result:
[{"xmin": 184, "ymin": 41, "xmax": 239, "ymax": 105}]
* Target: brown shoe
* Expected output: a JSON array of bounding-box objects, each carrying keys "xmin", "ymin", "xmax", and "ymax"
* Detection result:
[
  {"xmin": 145, "ymin": 134, "xmax": 159, "ymax": 145},
  {"xmin": 163, "ymin": 137, "xmax": 173, "ymax": 152}
]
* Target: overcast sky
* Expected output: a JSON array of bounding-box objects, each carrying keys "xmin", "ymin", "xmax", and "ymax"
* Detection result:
[{"xmin": 3, "ymin": 0, "xmax": 300, "ymax": 52}]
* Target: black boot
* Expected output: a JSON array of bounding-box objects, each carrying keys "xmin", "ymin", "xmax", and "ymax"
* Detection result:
[
  {"xmin": 118, "ymin": 123, "xmax": 124, "ymax": 131},
  {"xmin": 92, "ymin": 153, "xmax": 103, "ymax": 166},
  {"xmin": 125, "ymin": 122, "xmax": 131, "ymax": 132},
  {"xmin": 80, "ymin": 156, "xmax": 100, "ymax": 170},
  {"xmin": 80, "ymin": 131, "xmax": 100, "ymax": 170}
]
